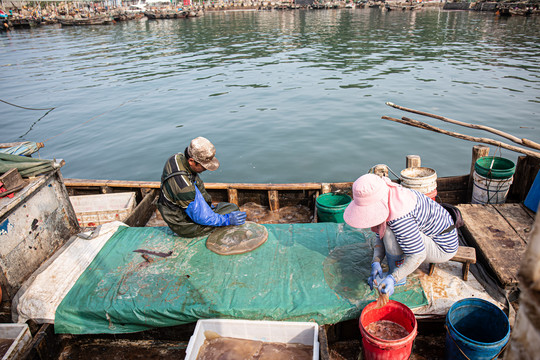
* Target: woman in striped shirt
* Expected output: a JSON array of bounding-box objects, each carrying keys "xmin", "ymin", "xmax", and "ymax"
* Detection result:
[{"xmin": 343, "ymin": 174, "xmax": 459, "ymax": 297}]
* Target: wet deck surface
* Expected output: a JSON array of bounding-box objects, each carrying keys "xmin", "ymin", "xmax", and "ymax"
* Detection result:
[
  {"xmin": 51, "ymin": 320, "xmax": 446, "ymax": 360},
  {"xmin": 458, "ymin": 203, "xmax": 535, "ymax": 288}
]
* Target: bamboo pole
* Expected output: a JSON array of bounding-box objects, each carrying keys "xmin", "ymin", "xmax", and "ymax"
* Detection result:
[
  {"xmin": 381, "ymin": 116, "xmax": 540, "ymax": 158},
  {"xmin": 386, "ymin": 102, "xmax": 540, "ymax": 151}
]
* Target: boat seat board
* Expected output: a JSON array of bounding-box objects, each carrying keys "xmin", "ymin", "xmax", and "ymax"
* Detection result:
[
  {"xmin": 428, "ymin": 246, "xmax": 476, "ymax": 281},
  {"xmin": 457, "ymin": 204, "xmax": 532, "ymax": 288},
  {"xmin": 53, "ymin": 223, "xmax": 428, "ymax": 334}
]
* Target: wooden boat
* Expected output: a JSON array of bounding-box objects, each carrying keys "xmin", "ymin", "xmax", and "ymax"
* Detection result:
[
  {"xmin": 509, "ymin": 8, "xmax": 532, "ymax": 16},
  {"xmin": 57, "ymin": 15, "xmax": 114, "ymax": 26},
  {"xmin": 385, "ymin": 3, "xmax": 419, "ymax": 11},
  {"xmin": 144, "ymin": 10, "xmax": 189, "ymax": 20},
  {"xmin": 1, "ymin": 145, "xmax": 539, "ymax": 359},
  {"xmin": 7, "ymin": 17, "xmax": 41, "ymax": 28}
]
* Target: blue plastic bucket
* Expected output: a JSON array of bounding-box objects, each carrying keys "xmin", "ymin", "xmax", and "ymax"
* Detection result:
[{"xmin": 445, "ymin": 298, "xmax": 510, "ymax": 360}]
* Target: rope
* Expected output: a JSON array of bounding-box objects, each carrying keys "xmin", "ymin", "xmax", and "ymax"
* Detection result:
[{"xmin": 0, "ymin": 98, "xmax": 56, "ymax": 111}]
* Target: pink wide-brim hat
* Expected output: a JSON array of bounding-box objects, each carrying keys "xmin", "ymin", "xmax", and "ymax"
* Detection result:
[{"xmin": 344, "ymin": 174, "xmax": 390, "ymax": 229}]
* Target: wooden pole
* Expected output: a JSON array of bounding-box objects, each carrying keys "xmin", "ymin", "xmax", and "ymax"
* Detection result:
[
  {"xmin": 268, "ymin": 190, "xmax": 279, "ymax": 211},
  {"xmin": 467, "ymin": 145, "xmax": 490, "ymax": 202},
  {"xmin": 406, "ymin": 155, "xmax": 421, "ymax": 168},
  {"xmin": 386, "ymin": 102, "xmax": 540, "ymax": 151},
  {"xmin": 381, "ymin": 116, "xmax": 540, "ymax": 159}
]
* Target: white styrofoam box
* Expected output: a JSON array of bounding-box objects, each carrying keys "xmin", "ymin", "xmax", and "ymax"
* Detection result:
[
  {"xmin": 0, "ymin": 323, "xmax": 32, "ymax": 360},
  {"xmin": 69, "ymin": 192, "xmax": 136, "ymax": 227},
  {"xmin": 185, "ymin": 319, "xmax": 319, "ymax": 360}
]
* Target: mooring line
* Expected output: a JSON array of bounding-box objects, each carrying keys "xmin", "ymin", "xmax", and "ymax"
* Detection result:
[{"xmin": 0, "ymin": 98, "xmax": 56, "ymax": 111}]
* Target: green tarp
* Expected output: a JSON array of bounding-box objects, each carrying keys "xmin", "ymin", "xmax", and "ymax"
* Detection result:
[
  {"xmin": 0, "ymin": 153, "xmax": 55, "ymax": 178},
  {"xmin": 54, "ymin": 223, "xmax": 428, "ymax": 334}
]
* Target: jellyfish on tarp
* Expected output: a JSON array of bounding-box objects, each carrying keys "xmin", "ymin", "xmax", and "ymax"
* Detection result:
[{"xmin": 206, "ymin": 221, "xmax": 268, "ymax": 255}]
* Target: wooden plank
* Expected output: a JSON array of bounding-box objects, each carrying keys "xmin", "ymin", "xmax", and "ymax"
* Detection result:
[
  {"xmin": 268, "ymin": 190, "xmax": 279, "ymax": 211},
  {"xmin": 227, "ymin": 188, "xmax": 238, "ymax": 206},
  {"xmin": 64, "ymin": 179, "xmax": 324, "ymax": 191},
  {"xmin": 210, "ymin": 183, "xmax": 323, "ymax": 190},
  {"xmin": 64, "ymin": 179, "xmax": 161, "ymax": 189},
  {"xmin": 451, "ymin": 246, "xmax": 476, "ymax": 263},
  {"xmin": 509, "ymin": 156, "xmax": 540, "ymax": 202},
  {"xmin": 123, "ymin": 190, "xmax": 157, "ymax": 227},
  {"xmin": 458, "ymin": 204, "xmax": 527, "ymax": 287},
  {"xmin": 436, "ymin": 189, "xmax": 467, "ymax": 205},
  {"xmin": 493, "ymin": 203, "xmax": 535, "ymax": 244},
  {"xmin": 437, "ymin": 175, "xmax": 468, "ymax": 191}
]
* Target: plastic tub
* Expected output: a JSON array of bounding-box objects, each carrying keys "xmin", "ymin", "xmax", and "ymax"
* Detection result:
[
  {"xmin": 316, "ymin": 193, "xmax": 352, "ymax": 223},
  {"xmin": 69, "ymin": 192, "xmax": 136, "ymax": 227},
  {"xmin": 0, "ymin": 323, "xmax": 32, "ymax": 360},
  {"xmin": 185, "ymin": 319, "xmax": 319, "ymax": 360}
]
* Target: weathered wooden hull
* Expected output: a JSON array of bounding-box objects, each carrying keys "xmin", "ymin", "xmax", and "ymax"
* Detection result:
[
  {"xmin": 57, "ymin": 17, "xmax": 114, "ymax": 26},
  {"xmin": 63, "ymin": 174, "xmax": 470, "ymax": 227},
  {"xmin": 4, "ymin": 152, "xmax": 538, "ymax": 360}
]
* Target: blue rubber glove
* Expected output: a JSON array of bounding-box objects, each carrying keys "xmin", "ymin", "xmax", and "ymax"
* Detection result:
[
  {"xmin": 227, "ymin": 211, "xmax": 247, "ymax": 226},
  {"xmin": 379, "ymin": 274, "xmax": 396, "ymax": 297},
  {"xmin": 368, "ymin": 262, "xmax": 383, "ymax": 291},
  {"xmin": 186, "ymin": 187, "xmax": 230, "ymax": 226}
]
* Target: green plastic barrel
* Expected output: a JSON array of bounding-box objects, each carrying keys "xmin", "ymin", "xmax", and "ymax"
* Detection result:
[
  {"xmin": 316, "ymin": 193, "xmax": 352, "ymax": 223},
  {"xmin": 474, "ymin": 157, "xmax": 515, "ymax": 179}
]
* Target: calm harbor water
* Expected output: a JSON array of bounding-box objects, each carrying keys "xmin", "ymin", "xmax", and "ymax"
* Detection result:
[{"xmin": 1, "ymin": 9, "xmax": 539, "ymax": 183}]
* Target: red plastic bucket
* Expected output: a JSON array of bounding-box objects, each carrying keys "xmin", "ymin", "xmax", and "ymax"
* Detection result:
[
  {"xmin": 359, "ymin": 300, "xmax": 418, "ymax": 360},
  {"xmin": 425, "ymin": 189, "xmax": 437, "ymax": 201}
]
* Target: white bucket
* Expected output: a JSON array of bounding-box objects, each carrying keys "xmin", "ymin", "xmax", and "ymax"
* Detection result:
[
  {"xmin": 400, "ymin": 167, "xmax": 437, "ymax": 195},
  {"xmin": 471, "ymin": 170, "xmax": 513, "ymax": 204}
]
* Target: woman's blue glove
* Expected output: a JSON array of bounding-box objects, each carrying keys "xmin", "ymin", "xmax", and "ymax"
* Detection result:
[
  {"xmin": 379, "ymin": 274, "xmax": 396, "ymax": 297},
  {"xmin": 368, "ymin": 262, "xmax": 383, "ymax": 291},
  {"xmin": 227, "ymin": 211, "xmax": 247, "ymax": 226}
]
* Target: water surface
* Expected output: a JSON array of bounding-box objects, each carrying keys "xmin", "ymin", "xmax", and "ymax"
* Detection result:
[{"xmin": 1, "ymin": 9, "xmax": 538, "ymax": 183}]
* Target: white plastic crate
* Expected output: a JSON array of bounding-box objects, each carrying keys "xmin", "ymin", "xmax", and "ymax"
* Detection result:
[
  {"xmin": 0, "ymin": 323, "xmax": 32, "ymax": 360},
  {"xmin": 185, "ymin": 319, "xmax": 319, "ymax": 360},
  {"xmin": 70, "ymin": 192, "xmax": 136, "ymax": 227}
]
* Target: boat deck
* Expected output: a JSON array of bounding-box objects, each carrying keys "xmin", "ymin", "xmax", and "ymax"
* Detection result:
[{"xmin": 457, "ymin": 203, "xmax": 535, "ymax": 289}]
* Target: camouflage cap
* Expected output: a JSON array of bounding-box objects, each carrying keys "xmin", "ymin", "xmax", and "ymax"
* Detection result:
[{"xmin": 188, "ymin": 137, "xmax": 220, "ymax": 171}]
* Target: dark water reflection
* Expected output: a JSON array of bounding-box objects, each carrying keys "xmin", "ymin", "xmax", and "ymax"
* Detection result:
[{"xmin": 1, "ymin": 9, "xmax": 538, "ymax": 183}]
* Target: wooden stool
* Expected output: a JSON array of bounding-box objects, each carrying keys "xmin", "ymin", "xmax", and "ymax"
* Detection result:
[{"xmin": 428, "ymin": 246, "xmax": 476, "ymax": 281}]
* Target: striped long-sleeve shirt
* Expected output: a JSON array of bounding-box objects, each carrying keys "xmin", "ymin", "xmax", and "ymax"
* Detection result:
[{"xmin": 388, "ymin": 190, "xmax": 459, "ymax": 255}]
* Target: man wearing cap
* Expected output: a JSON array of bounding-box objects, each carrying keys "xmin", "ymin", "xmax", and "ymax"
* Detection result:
[
  {"xmin": 343, "ymin": 174, "xmax": 458, "ymax": 297},
  {"xmin": 157, "ymin": 137, "xmax": 246, "ymax": 238}
]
